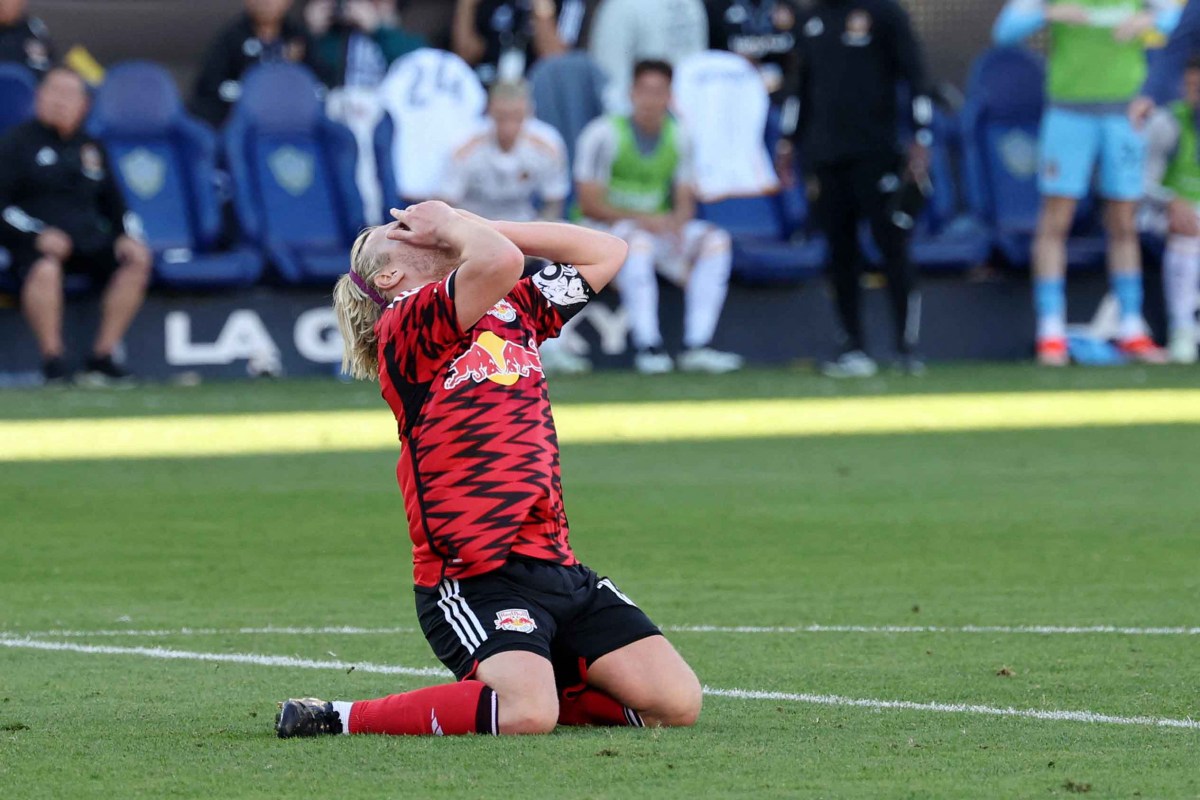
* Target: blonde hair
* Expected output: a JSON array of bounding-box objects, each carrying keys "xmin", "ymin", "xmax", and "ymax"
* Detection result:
[{"xmin": 333, "ymin": 227, "xmax": 388, "ymax": 380}]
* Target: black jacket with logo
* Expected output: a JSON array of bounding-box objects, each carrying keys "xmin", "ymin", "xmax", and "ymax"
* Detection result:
[
  {"xmin": 0, "ymin": 120, "xmax": 131, "ymax": 255},
  {"xmin": 190, "ymin": 13, "xmax": 325, "ymax": 126},
  {"xmin": 0, "ymin": 15, "xmax": 55, "ymax": 78},
  {"xmin": 792, "ymin": 0, "xmax": 932, "ymax": 166}
]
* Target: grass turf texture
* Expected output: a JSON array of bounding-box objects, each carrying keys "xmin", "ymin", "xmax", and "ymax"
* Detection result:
[{"xmin": 1, "ymin": 365, "xmax": 1198, "ymax": 798}]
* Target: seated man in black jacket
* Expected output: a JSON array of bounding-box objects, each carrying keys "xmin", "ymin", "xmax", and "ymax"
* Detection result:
[
  {"xmin": 0, "ymin": 68, "xmax": 152, "ymax": 385},
  {"xmin": 191, "ymin": 0, "xmax": 325, "ymax": 126}
]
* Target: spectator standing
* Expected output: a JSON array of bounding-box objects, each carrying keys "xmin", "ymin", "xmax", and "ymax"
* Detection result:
[
  {"xmin": 305, "ymin": 0, "xmax": 425, "ymax": 89},
  {"xmin": 453, "ymin": 0, "xmax": 589, "ymax": 86},
  {"xmin": 575, "ymin": 60, "xmax": 742, "ymax": 374},
  {"xmin": 0, "ymin": 0, "xmax": 53, "ymax": 78},
  {"xmin": 793, "ymin": 0, "xmax": 933, "ymax": 377},
  {"xmin": 0, "ymin": 68, "xmax": 152, "ymax": 385},
  {"xmin": 191, "ymin": 0, "xmax": 324, "ymax": 127},
  {"xmin": 589, "ymin": 0, "xmax": 708, "ymax": 112},
  {"xmin": 1144, "ymin": 55, "xmax": 1200, "ymax": 363},
  {"xmin": 994, "ymin": 0, "xmax": 1177, "ymax": 366}
]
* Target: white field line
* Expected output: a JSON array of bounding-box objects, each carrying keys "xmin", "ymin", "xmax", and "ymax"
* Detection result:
[
  {"xmin": 1, "ymin": 635, "xmax": 1196, "ymax": 731},
  {"xmin": 7, "ymin": 623, "xmax": 1200, "ymax": 639}
]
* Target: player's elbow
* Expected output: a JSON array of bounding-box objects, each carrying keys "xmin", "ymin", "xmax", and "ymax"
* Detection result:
[{"xmin": 483, "ymin": 240, "xmax": 526, "ymax": 283}]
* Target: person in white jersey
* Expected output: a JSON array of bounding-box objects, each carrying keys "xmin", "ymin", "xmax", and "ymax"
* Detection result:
[
  {"xmin": 575, "ymin": 59, "xmax": 742, "ymax": 374},
  {"xmin": 444, "ymin": 80, "xmax": 589, "ymax": 373}
]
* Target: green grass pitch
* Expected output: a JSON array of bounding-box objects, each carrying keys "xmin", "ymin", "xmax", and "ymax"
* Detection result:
[{"xmin": 1, "ymin": 365, "xmax": 1198, "ymax": 798}]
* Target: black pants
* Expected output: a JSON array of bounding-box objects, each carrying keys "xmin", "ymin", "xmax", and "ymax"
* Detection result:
[{"xmin": 811, "ymin": 154, "xmax": 919, "ymax": 355}]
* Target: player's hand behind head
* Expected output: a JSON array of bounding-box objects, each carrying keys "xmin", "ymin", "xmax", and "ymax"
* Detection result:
[{"xmin": 386, "ymin": 202, "xmax": 466, "ymax": 250}]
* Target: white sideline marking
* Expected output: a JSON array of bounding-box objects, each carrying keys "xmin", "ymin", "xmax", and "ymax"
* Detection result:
[
  {"xmin": 1, "ymin": 636, "xmax": 1197, "ymax": 731},
  {"xmin": 8, "ymin": 623, "xmax": 1200, "ymax": 638}
]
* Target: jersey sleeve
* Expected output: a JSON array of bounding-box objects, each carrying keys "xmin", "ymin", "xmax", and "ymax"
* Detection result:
[
  {"xmin": 378, "ymin": 272, "xmax": 465, "ymax": 383},
  {"xmin": 573, "ymin": 118, "xmax": 616, "ymax": 186},
  {"xmin": 512, "ymin": 262, "xmax": 597, "ymax": 342}
]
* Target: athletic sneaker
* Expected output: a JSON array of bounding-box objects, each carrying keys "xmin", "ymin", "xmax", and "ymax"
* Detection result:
[
  {"xmin": 1036, "ymin": 337, "xmax": 1069, "ymax": 367},
  {"xmin": 895, "ymin": 353, "xmax": 927, "ymax": 376},
  {"xmin": 77, "ymin": 354, "xmax": 136, "ymax": 388},
  {"xmin": 634, "ymin": 347, "xmax": 674, "ymax": 375},
  {"xmin": 1168, "ymin": 329, "xmax": 1198, "ymax": 365},
  {"xmin": 276, "ymin": 697, "xmax": 342, "ymax": 738},
  {"xmin": 820, "ymin": 350, "xmax": 878, "ymax": 378},
  {"xmin": 539, "ymin": 346, "xmax": 592, "ymax": 375},
  {"xmin": 678, "ymin": 347, "xmax": 744, "ymax": 374},
  {"xmin": 42, "ymin": 357, "xmax": 70, "ymax": 386},
  {"xmin": 1117, "ymin": 335, "xmax": 1168, "ymax": 365}
]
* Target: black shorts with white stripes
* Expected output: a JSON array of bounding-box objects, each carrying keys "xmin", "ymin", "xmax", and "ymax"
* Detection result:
[{"xmin": 414, "ymin": 556, "xmax": 661, "ymax": 683}]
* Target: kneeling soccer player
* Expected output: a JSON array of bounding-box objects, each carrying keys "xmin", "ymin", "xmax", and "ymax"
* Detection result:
[{"xmin": 275, "ymin": 202, "xmax": 701, "ymax": 737}]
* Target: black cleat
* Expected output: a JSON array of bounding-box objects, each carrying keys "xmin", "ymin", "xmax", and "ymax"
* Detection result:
[
  {"xmin": 275, "ymin": 697, "xmax": 342, "ymax": 738},
  {"xmin": 77, "ymin": 354, "xmax": 135, "ymax": 388},
  {"xmin": 42, "ymin": 357, "xmax": 70, "ymax": 386}
]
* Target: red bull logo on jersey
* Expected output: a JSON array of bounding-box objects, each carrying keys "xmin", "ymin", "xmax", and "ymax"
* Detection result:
[
  {"xmin": 494, "ymin": 608, "xmax": 538, "ymax": 634},
  {"xmin": 444, "ymin": 330, "xmax": 543, "ymax": 390}
]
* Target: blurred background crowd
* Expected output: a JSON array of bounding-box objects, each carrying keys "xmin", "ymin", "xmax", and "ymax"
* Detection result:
[{"xmin": 0, "ymin": 0, "xmax": 1197, "ymax": 386}]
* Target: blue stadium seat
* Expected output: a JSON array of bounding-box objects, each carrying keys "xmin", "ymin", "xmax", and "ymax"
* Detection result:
[
  {"xmin": 528, "ymin": 51, "xmax": 606, "ymax": 170},
  {"xmin": 0, "ymin": 63, "xmax": 35, "ymax": 136},
  {"xmin": 698, "ymin": 194, "xmax": 826, "ymax": 286},
  {"xmin": 223, "ymin": 63, "xmax": 364, "ymax": 284},
  {"xmin": 91, "ymin": 61, "xmax": 263, "ymax": 289},
  {"xmin": 961, "ymin": 47, "xmax": 1104, "ymax": 270}
]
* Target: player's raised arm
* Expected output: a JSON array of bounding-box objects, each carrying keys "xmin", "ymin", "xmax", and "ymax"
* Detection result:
[
  {"xmin": 484, "ymin": 219, "xmax": 629, "ymax": 293},
  {"xmin": 387, "ymin": 202, "xmax": 525, "ymax": 331}
]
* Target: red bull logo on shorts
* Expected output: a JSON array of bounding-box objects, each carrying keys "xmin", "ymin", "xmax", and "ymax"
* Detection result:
[
  {"xmin": 494, "ymin": 608, "xmax": 538, "ymax": 634},
  {"xmin": 444, "ymin": 330, "xmax": 543, "ymax": 390}
]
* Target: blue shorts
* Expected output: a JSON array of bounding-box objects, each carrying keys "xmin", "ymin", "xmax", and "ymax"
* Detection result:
[{"xmin": 1039, "ymin": 107, "xmax": 1145, "ymax": 201}]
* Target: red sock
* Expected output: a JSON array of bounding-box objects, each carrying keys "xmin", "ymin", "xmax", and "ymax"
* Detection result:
[
  {"xmin": 348, "ymin": 681, "xmax": 497, "ymax": 736},
  {"xmin": 558, "ymin": 685, "xmax": 644, "ymax": 728}
]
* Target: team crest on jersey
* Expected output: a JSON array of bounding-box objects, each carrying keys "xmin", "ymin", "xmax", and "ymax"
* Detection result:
[
  {"xmin": 494, "ymin": 609, "xmax": 537, "ymax": 634},
  {"xmin": 487, "ymin": 298, "xmax": 517, "ymax": 322},
  {"xmin": 444, "ymin": 330, "xmax": 543, "ymax": 389}
]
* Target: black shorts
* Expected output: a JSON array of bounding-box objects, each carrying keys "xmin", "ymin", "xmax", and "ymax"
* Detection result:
[
  {"xmin": 11, "ymin": 240, "xmax": 120, "ymax": 282},
  {"xmin": 415, "ymin": 556, "xmax": 661, "ymax": 684}
]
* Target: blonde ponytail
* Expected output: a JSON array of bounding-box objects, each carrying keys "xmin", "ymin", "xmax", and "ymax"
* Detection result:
[{"xmin": 333, "ymin": 228, "xmax": 388, "ymax": 380}]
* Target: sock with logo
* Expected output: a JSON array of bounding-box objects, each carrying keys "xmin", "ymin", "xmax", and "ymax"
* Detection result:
[
  {"xmin": 1164, "ymin": 236, "xmax": 1200, "ymax": 335},
  {"xmin": 557, "ymin": 685, "xmax": 644, "ymax": 727},
  {"xmin": 1033, "ymin": 276, "xmax": 1066, "ymax": 341},
  {"xmin": 340, "ymin": 681, "xmax": 497, "ymax": 736},
  {"xmin": 1111, "ymin": 271, "xmax": 1145, "ymax": 340}
]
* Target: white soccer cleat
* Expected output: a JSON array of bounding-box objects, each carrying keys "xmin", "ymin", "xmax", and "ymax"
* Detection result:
[
  {"xmin": 678, "ymin": 347, "xmax": 744, "ymax": 374},
  {"xmin": 1168, "ymin": 329, "xmax": 1198, "ymax": 364},
  {"xmin": 634, "ymin": 348, "xmax": 674, "ymax": 375},
  {"xmin": 820, "ymin": 350, "xmax": 878, "ymax": 378}
]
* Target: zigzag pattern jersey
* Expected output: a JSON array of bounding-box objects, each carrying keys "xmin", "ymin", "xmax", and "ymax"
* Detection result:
[{"xmin": 375, "ymin": 262, "xmax": 596, "ymax": 588}]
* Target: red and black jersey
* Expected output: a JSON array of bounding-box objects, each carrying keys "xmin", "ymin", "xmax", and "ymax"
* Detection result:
[{"xmin": 376, "ymin": 262, "xmax": 595, "ymax": 588}]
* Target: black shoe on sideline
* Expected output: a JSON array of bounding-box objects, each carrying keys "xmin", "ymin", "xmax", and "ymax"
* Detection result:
[
  {"xmin": 42, "ymin": 357, "xmax": 70, "ymax": 386},
  {"xmin": 275, "ymin": 698, "xmax": 342, "ymax": 738},
  {"xmin": 77, "ymin": 354, "xmax": 135, "ymax": 388}
]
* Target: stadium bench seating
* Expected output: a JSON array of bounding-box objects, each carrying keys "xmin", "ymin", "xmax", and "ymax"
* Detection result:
[
  {"xmin": 961, "ymin": 47, "xmax": 1105, "ymax": 270},
  {"xmin": 91, "ymin": 61, "xmax": 263, "ymax": 289},
  {"xmin": 223, "ymin": 63, "xmax": 364, "ymax": 284},
  {"xmin": 697, "ymin": 194, "xmax": 827, "ymax": 286},
  {"xmin": 0, "ymin": 63, "xmax": 35, "ymax": 136}
]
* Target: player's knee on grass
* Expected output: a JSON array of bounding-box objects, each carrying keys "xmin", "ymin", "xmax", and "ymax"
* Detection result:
[
  {"xmin": 643, "ymin": 673, "xmax": 703, "ymax": 728},
  {"xmin": 495, "ymin": 689, "xmax": 559, "ymax": 734}
]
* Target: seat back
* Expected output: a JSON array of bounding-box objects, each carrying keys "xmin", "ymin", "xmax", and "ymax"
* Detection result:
[
  {"xmin": 0, "ymin": 64, "xmax": 36, "ymax": 135},
  {"xmin": 961, "ymin": 47, "xmax": 1045, "ymax": 233},
  {"xmin": 673, "ymin": 50, "xmax": 779, "ymax": 202},
  {"xmin": 698, "ymin": 195, "xmax": 786, "ymax": 240},
  {"xmin": 378, "ymin": 49, "xmax": 486, "ymax": 201},
  {"xmin": 91, "ymin": 61, "xmax": 220, "ymax": 251},
  {"xmin": 224, "ymin": 63, "xmax": 362, "ymax": 251},
  {"xmin": 528, "ymin": 51, "xmax": 606, "ymax": 170}
]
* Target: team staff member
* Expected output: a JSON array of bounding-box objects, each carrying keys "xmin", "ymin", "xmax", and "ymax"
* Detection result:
[
  {"xmin": 191, "ymin": 0, "xmax": 326, "ymax": 127},
  {"xmin": 277, "ymin": 202, "xmax": 702, "ymax": 738},
  {"xmin": 706, "ymin": 0, "xmax": 801, "ymax": 108},
  {"xmin": 0, "ymin": 0, "xmax": 53, "ymax": 78},
  {"xmin": 793, "ymin": 0, "xmax": 933, "ymax": 377},
  {"xmin": 0, "ymin": 68, "xmax": 151, "ymax": 385}
]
